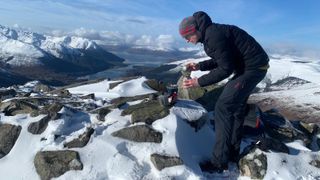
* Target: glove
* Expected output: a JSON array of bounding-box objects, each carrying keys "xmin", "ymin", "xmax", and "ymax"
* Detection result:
[
  {"xmin": 182, "ymin": 77, "xmax": 199, "ymax": 89},
  {"xmin": 184, "ymin": 62, "xmax": 199, "ymax": 71}
]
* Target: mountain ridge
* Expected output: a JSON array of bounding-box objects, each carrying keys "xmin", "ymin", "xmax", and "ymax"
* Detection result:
[{"xmin": 0, "ymin": 25, "xmax": 125, "ymax": 87}]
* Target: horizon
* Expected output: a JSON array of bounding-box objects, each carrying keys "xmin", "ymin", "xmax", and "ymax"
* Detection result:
[{"xmin": 0, "ymin": 0, "xmax": 320, "ymax": 58}]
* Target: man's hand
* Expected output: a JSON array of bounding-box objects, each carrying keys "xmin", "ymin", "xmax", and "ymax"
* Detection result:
[
  {"xmin": 182, "ymin": 77, "xmax": 199, "ymax": 88},
  {"xmin": 184, "ymin": 62, "xmax": 199, "ymax": 71}
]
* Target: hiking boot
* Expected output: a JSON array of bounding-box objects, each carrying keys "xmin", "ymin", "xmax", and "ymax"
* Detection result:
[{"xmin": 199, "ymin": 160, "xmax": 228, "ymax": 173}]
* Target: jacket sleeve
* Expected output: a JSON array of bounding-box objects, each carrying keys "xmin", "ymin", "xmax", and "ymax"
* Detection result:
[
  {"xmin": 198, "ymin": 59, "xmax": 218, "ymax": 71},
  {"xmin": 198, "ymin": 31, "xmax": 235, "ymax": 87}
]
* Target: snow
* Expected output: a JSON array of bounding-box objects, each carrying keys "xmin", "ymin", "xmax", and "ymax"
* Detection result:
[
  {"xmin": 68, "ymin": 77, "xmax": 157, "ymax": 100},
  {"xmin": 1, "ymin": 55, "xmax": 320, "ymax": 180},
  {"xmin": 0, "ymin": 25, "xmax": 100, "ymax": 66}
]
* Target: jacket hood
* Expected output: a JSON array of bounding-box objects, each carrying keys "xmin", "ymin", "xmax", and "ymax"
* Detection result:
[{"xmin": 192, "ymin": 11, "xmax": 213, "ymax": 42}]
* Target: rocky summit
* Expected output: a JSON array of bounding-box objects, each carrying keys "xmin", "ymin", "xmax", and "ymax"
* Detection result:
[{"xmin": 0, "ymin": 70, "xmax": 320, "ymax": 180}]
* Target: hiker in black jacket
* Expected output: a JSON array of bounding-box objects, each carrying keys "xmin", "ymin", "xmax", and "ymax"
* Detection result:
[{"xmin": 179, "ymin": 11, "xmax": 269, "ymax": 173}]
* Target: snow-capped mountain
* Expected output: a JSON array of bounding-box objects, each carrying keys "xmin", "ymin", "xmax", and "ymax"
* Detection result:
[
  {"xmin": 0, "ymin": 25, "xmax": 125, "ymax": 87},
  {"xmin": 0, "ymin": 25, "xmax": 123, "ymax": 66}
]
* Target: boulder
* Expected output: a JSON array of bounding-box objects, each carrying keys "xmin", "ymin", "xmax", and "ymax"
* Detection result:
[
  {"xmin": 177, "ymin": 76, "xmax": 206, "ymax": 100},
  {"xmin": 150, "ymin": 153, "xmax": 183, "ymax": 171},
  {"xmin": 28, "ymin": 113, "xmax": 61, "ymax": 134},
  {"xmin": 0, "ymin": 99, "xmax": 38, "ymax": 116},
  {"xmin": 0, "ymin": 124, "xmax": 22, "ymax": 158},
  {"xmin": 121, "ymin": 100, "xmax": 169, "ymax": 124},
  {"xmin": 91, "ymin": 106, "xmax": 111, "ymax": 121},
  {"xmin": 129, "ymin": 100, "xmax": 170, "ymax": 125},
  {"xmin": 239, "ymin": 147, "xmax": 267, "ymax": 180},
  {"xmin": 144, "ymin": 79, "xmax": 167, "ymax": 93},
  {"xmin": 64, "ymin": 127, "xmax": 94, "ymax": 148},
  {"xmin": 31, "ymin": 102, "xmax": 63, "ymax": 117},
  {"xmin": 177, "ymin": 75, "xmax": 224, "ymax": 112},
  {"xmin": 112, "ymin": 125, "xmax": 162, "ymax": 143},
  {"xmin": 110, "ymin": 94, "xmax": 152, "ymax": 109},
  {"xmin": 34, "ymin": 150, "xmax": 83, "ymax": 180}
]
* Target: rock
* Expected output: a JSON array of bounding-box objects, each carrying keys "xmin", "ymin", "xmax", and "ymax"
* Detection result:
[
  {"xmin": 260, "ymin": 109, "xmax": 309, "ymax": 143},
  {"xmin": 268, "ymin": 76, "xmax": 311, "ymax": 91},
  {"xmin": 109, "ymin": 77, "xmax": 138, "ymax": 90},
  {"xmin": 82, "ymin": 103, "xmax": 98, "ymax": 111},
  {"xmin": 0, "ymin": 124, "xmax": 22, "ymax": 158},
  {"xmin": 130, "ymin": 100, "xmax": 170, "ymax": 125},
  {"xmin": 51, "ymin": 89, "xmax": 72, "ymax": 98},
  {"xmin": 64, "ymin": 127, "xmax": 94, "ymax": 148},
  {"xmin": 31, "ymin": 102, "xmax": 63, "ymax": 117},
  {"xmin": 0, "ymin": 89, "xmax": 17, "ymax": 101},
  {"xmin": 91, "ymin": 106, "xmax": 111, "ymax": 121},
  {"xmin": 150, "ymin": 153, "xmax": 183, "ymax": 171},
  {"xmin": 110, "ymin": 94, "xmax": 152, "ymax": 109},
  {"xmin": 28, "ymin": 113, "xmax": 61, "ymax": 134},
  {"xmin": 239, "ymin": 147, "xmax": 267, "ymax": 180},
  {"xmin": 112, "ymin": 125, "xmax": 162, "ymax": 143},
  {"xmin": 23, "ymin": 97, "xmax": 52, "ymax": 107},
  {"xmin": 0, "ymin": 99, "xmax": 39, "ymax": 116},
  {"xmin": 121, "ymin": 100, "xmax": 169, "ymax": 124},
  {"xmin": 33, "ymin": 84, "xmax": 53, "ymax": 93},
  {"xmin": 79, "ymin": 93, "xmax": 95, "ymax": 100},
  {"xmin": 194, "ymin": 84, "xmax": 225, "ymax": 112},
  {"xmin": 109, "ymin": 81, "xmax": 122, "ymax": 90},
  {"xmin": 144, "ymin": 79, "xmax": 167, "ymax": 93},
  {"xmin": 310, "ymin": 158, "xmax": 320, "ymax": 169},
  {"xmin": 46, "ymin": 102, "xmax": 64, "ymax": 114},
  {"xmin": 34, "ymin": 150, "xmax": 83, "ymax": 180},
  {"xmin": 177, "ymin": 76, "xmax": 207, "ymax": 100}
]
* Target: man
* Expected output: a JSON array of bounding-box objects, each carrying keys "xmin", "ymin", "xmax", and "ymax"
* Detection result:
[{"xmin": 179, "ymin": 11, "xmax": 269, "ymax": 173}]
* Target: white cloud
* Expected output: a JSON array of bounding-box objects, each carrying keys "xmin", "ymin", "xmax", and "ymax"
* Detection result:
[
  {"xmin": 47, "ymin": 27, "xmax": 178, "ymax": 50},
  {"xmin": 156, "ymin": 35, "xmax": 175, "ymax": 50}
]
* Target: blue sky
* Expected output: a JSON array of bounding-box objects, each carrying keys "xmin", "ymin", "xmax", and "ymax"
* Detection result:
[{"xmin": 0, "ymin": 0, "xmax": 320, "ymax": 55}]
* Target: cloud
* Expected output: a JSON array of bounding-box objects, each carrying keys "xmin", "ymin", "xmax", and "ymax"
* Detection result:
[
  {"xmin": 125, "ymin": 18, "xmax": 147, "ymax": 24},
  {"xmin": 266, "ymin": 42, "xmax": 320, "ymax": 60},
  {"xmin": 46, "ymin": 27, "xmax": 177, "ymax": 50},
  {"xmin": 134, "ymin": 34, "xmax": 176, "ymax": 50}
]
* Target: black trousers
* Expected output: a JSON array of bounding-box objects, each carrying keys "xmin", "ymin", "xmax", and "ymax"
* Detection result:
[{"xmin": 212, "ymin": 70, "xmax": 267, "ymax": 165}]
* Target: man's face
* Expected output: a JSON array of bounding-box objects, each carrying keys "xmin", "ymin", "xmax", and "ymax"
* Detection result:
[{"xmin": 185, "ymin": 33, "xmax": 199, "ymax": 44}]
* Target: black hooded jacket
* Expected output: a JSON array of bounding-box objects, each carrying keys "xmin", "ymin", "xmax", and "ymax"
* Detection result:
[{"xmin": 193, "ymin": 11, "xmax": 269, "ymax": 87}]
